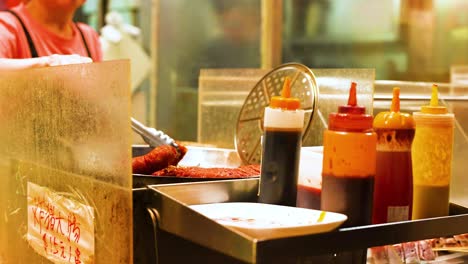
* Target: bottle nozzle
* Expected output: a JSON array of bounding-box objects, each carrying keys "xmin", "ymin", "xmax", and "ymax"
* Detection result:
[
  {"xmin": 430, "ymin": 84, "xmax": 439, "ymax": 107},
  {"xmin": 281, "ymin": 77, "xmax": 292, "ymax": 98},
  {"xmin": 330, "ymin": 81, "xmax": 372, "ymax": 131},
  {"xmin": 391, "ymin": 87, "xmax": 400, "ymax": 112},
  {"xmin": 337, "ymin": 81, "xmax": 364, "ymax": 114},
  {"xmin": 421, "ymin": 84, "xmax": 447, "ymax": 114},
  {"xmin": 347, "ymin": 82, "xmax": 357, "ymax": 106},
  {"xmin": 373, "ymin": 86, "xmax": 414, "ymax": 129},
  {"xmin": 270, "ymin": 77, "xmax": 300, "ymax": 110}
]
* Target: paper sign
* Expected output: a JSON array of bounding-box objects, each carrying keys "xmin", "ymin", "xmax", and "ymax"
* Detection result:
[{"xmin": 27, "ymin": 182, "xmax": 95, "ymax": 264}]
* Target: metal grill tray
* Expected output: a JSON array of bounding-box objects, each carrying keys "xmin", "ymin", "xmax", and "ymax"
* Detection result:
[
  {"xmin": 132, "ymin": 145, "xmax": 256, "ymax": 188},
  {"xmin": 134, "ymin": 179, "xmax": 468, "ymax": 264}
]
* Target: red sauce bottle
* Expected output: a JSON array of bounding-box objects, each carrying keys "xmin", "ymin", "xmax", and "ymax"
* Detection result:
[
  {"xmin": 321, "ymin": 82, "xmax": 376, "ymax": 227},
  {"xmin": 321, "ymin": 82, "xmax": 376, "ymax": 264},
  {"xmin": 372, "ymin": 87, "xmax": 415, "ymax": 224}
]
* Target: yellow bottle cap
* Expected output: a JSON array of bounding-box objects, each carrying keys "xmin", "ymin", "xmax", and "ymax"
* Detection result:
[
  {"xmin": 270, "ymin": 77, "xmax": 301, "ymax": 110},
  {"xmin": 421, "ymin": 84, "xmax": 447, "ymax": 114},
  {"xmin": 374, "ymin": 87, "xmax": 414, "ymax": 129}
]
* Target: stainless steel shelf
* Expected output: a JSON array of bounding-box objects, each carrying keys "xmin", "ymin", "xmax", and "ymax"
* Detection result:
[{"xmin": 133, "ymin": 179, "xmax": 468, "ymax": 264}]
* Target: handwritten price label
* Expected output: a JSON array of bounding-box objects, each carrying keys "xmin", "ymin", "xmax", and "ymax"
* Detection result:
[{"xmin": 27, "ymin": 182, "xmax": 95, "ymax": 264}]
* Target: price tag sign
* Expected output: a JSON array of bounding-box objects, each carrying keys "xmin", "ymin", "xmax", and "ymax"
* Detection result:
[{"xmin": 27, "ymin": 182, "xmax": 95, "ymax": 264}]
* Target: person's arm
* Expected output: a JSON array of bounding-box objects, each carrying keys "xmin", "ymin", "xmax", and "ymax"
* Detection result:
[
  {"xmin": 0, "ymin": 57, "xmax": 47, "ymax": 70},
  {"xmin": 0, "ymin": 54, "xmax": 92, "ymax": 70},
  {"xmin": 0, "ymin": 12, "xmax": 92, "ymax": 70}
]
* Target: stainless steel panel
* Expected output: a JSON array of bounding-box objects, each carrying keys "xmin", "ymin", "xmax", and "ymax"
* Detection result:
[
  {"xmin": 140, "ymin": 179, "xmax": 468, "ymax": 263},
  {"xmin": 149, "ymin": 179, "xmax": 259, "ymax": 263}
]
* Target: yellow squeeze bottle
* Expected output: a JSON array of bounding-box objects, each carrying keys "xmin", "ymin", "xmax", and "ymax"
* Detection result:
[{"xmin": 411, "ymin": 84, "xmax": 455, "ymax": 219}]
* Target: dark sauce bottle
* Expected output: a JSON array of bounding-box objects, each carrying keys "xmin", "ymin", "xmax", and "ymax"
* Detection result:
[
  {"xmin": 258, "ymin": 77, "xmax": 304, "ymax": 206},
  {"xmin": 321, "ymin": 82, "xmax": 377, "ymax": 264}
]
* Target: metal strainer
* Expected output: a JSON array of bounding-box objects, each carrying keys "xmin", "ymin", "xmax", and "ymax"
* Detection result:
[{"xmin": 235, "ymin": 63, "xmax": 319, "ymax": 165}]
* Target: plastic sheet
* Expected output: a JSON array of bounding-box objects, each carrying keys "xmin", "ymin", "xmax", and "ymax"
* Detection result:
[{"xmin": 0, "ymin": 60, "xmax": 132, "ymax": 263}]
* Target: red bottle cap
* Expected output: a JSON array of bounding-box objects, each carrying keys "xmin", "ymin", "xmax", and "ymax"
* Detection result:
[{"xmin": 328, "ymin": 82, "xmax": 374, "ymax": 132}]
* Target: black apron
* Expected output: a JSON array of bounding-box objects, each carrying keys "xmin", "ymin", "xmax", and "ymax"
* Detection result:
[{"xmin": 6, "ymin": 9, "xmax": 92, "ymax": 58}]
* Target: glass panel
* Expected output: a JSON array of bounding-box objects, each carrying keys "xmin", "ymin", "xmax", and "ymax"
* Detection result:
[
  {"xmin": 156, "ymin": 0, "xmax": 262, "ymax": 141},
  {"xmin": 198, "ymin": 68, "xmax": 270, "ymax": 148},
  {"xmin": 198, "ymin": 68, "xmax": 375, "ymax": 149},
  {"xmin": 0, "ymin": 60, "xmax": 132, "ymax": 263},
  {"xmin": 150, "ymin": 0, "xmax": 468, "ymax": 143},
  {"xmin": 283, "ymin": 0, "xmax": 468, "ymax": 82}
]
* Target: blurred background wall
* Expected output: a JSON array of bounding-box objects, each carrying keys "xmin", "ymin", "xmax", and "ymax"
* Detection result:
[{"xmin": 2, "ymin": 0, "xmax": 467, "ymax": 142}]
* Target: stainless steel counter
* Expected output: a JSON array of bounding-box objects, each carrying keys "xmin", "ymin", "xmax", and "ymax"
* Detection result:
[{"xmin": 133, "ymin": 179, "xmax": 468, "ymax": 264}]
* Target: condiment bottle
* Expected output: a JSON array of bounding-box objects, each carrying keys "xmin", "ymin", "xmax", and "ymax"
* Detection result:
[
  {"xmin": 372, "ymin": 87, "xmax": 415, "ymax": 224},
  {"xmin": 321, "ymin": 82, "xmax": 376, "ymax": 264},
  {"xmin": 412, "ymin": 84, "xmax": 455, "ymax": 219},
  {"xmin": 258, "ymin": 77, "xmax": 304, "ymax": 206},
  {"xmin": 321, "ymin": 81, "xmax": 376, "ymax": 227}
]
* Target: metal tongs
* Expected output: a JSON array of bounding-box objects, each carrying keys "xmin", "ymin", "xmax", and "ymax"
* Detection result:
[{"xmin": 131, "ymin": 117, "xmax": 180, "ymax": 152}]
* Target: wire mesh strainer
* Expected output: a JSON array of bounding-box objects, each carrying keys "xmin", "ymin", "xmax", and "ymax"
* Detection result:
[{"xmin": 235, "ymin": 63, "xmax": 319, "ymax": 165}]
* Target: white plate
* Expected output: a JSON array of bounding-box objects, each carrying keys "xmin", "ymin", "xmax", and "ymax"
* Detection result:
[{"xmin": 189, "ymin": 202, "xmax": 347, "ymax": 239}]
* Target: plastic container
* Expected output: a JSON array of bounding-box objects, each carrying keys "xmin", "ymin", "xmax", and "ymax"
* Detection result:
[
  {"xmin": 321, "ymin": 82, "xmax": 376, "ymax": 227},
  {"xmin": 258, "ymin": 77, "xmax": 305, "ymax": 206},
  {"xmin": 296, "ymin": 147, "xmax": 323, "ymax": 210},
  {"xmin": 372, "ymin": 87, "xmax": 415, "ymax": 224},
  {"xmin": 411, "ymin": 84, "xmax": 455, "ymax": 219}
]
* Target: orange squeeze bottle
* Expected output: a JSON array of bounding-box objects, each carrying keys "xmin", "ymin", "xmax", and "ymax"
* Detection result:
[{"xmin": 372, "ymin": 87, "xmax": 415, "ymax": 224}]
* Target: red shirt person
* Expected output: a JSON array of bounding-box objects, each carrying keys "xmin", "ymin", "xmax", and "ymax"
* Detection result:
[
  {"xmin": 0, "ymin": 0, "xmax": 102, "ymax": 69},
  {"xmin": 0, "ymin": 0, "xmax": 21, "ymax": 10}
]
